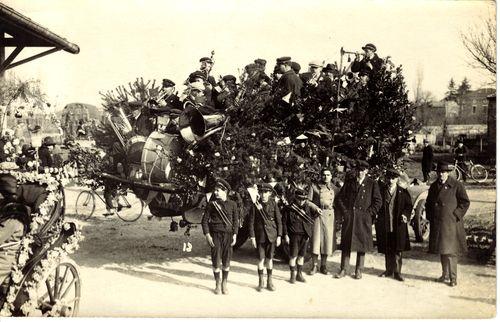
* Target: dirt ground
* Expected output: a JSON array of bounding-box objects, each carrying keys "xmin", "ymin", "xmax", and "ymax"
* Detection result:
[{"xmin": 64, "ymin": 186, "xmax": 496, "ymax": 318}]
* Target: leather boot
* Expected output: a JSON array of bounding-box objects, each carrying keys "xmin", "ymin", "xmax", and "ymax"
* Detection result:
[
  {"xmin": 289, "ymin": 266, "xmax": 297, "ymax": 284},
  {"xmin": 320, "ymin": 254, "xmax": 328, "ymax": 275},
  {"xmin": 257, "ymin": 269, "xmax": 265, "ymax": 292},
  {"xmin": 296, "ymin": 265, "xmax": 306, "ymax": 283},
  {"xmin": 266, "ymin": 269, "xmax": 275, "ymax": 291},
  {"xmin": 221, "ymin": 270, "xmax": 229, "ymax": 295},
  {"xmin": 213, "ymin": 272, "xmax": 221, "ymax": 295}
]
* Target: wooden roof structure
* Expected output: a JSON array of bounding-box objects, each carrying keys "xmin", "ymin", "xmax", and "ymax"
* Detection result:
[{"xmin": 0, "ymin": 3, "xmax": 79, "ymax": 74}]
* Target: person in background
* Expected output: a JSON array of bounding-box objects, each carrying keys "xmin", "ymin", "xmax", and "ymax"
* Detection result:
[
  {"xmin": 422, "ymin": 139, "xmax": 434, "ymax": 182},
  {"xmin": 38, "ymin": 136, "xmax": 56, "ymax": 169},
  {"xmin": 453, "ymin": 140, "xmax": 468, "ymax": 182}
]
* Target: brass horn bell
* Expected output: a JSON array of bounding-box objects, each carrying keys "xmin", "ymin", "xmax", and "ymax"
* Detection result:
[{"xmin": 179, "ymin": 107, "xmax": 226, "ymax": 143}]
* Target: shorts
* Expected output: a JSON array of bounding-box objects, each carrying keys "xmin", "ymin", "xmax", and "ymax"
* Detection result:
[
  {"xmin": 210, "ymin": 231, "xmax": 233, "ymax": 269},
  {"xmin": 290, "ymin": 233, "xmax": 309, "ymax": 258},
  {"xmin": 257, "ymin": 241, "xmax": 276, "ymax": 260}
]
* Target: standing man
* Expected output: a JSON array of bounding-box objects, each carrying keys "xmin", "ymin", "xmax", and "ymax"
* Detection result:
[
  {"xmin": 273, "ymin": 57, "xmax": 302, "ymax": 106},
  {"xmin": 248, "ymin": 183, "xmax": 282, "ymax": 291},
  {"xmin": 422, "ymin": 139, "xmax": 434, "ymax": 182},
  {"xmin": 426, "ymin": 161, "xmax": 470, "ymax": 287},
  {"xmin": 283, "ymin": 187, "xmax": 321, "ymax": 284},
  {"xmin": 375, "ymin": 168, "xmax": 412, "ymax": 281},
  {"xmin": 453, "ymin": 140, "xmax": 468, "ymax": 182},
  {"xmin": 350, "ymin": 43, "xmax": 383, "ymax": 76},
  {"xmin": 308, "ymin": 168, "xmax": 336, "ymax": 275},
  {"xmin": 199, "ymin": 56, "xmax": 217, "ymax": 87},
  {"xmin": 334, "ymin": 160, "xmax": 382, "ymax": 279},
  {"xmin": 201, "ymin": 178, "xmax": 239, "ymax": 295}
]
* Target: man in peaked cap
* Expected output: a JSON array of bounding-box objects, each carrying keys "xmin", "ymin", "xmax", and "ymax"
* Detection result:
[
  {"xmin": 426, "ymin": 161, "xmax": 470, "ymax": 287},
  {"xmin": 248, "ymin": 182, "xmax": 282, "ymax": 291},
  {"xmin": 350, "ymin": 42, "xmax": 383, "ymax": 76},
  {"xmin": 273, "ymin": 57, "xmax": 302, "ymax": 106},
  {"xmin": 215, "ymin": 75, "xmax": 238, "ymax": 110},
  {"xmin": 335, "ymin": 159, "xmax": 382, "ymax": 279},
  {"xmin": 199, "ymin": 57, "xmax": 217, "ymax": 87},
  {"xmin": 254, "ymin": 58, "xmax": 267, "ymax": 71},
  {"xmin": 201, "ymin": 177, "xmax": 239, "ymax": 295}
]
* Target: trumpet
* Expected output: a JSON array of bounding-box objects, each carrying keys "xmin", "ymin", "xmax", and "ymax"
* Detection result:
[{"xmin": 340, "ymin": 47, "xmax": 366, "ymax": 57}]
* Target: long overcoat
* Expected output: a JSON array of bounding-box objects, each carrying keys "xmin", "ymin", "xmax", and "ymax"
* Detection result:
[
  {"xmin": 425, "ymin": 176, "xmax": 470, "ymax": 255},
  {"xmin": 375, "ymin": 184, "xmax": 412, "ymax": 253},
  {"xmin": 335, "ymin": 173, "xmax": 382, "ymax": 252}
]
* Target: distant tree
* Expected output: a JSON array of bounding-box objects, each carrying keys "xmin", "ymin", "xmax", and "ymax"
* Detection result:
[
  {"xmin": 444, "ymin": 78, "xmax": 457, "ymax": 101},
  {"xmin": 461, "ymin": 2, "xmax": 496, "ymax": 82},
  {"xmin": 457, "ymin": 77, "xmax": 472, "ymax": 96}
]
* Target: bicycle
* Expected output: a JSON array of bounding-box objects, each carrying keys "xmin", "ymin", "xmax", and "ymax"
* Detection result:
[
  {"xmin": 451, "ymin": 160, "xmax": 489, "ymax": 183},
  {"xmin": 75, "ymin": 187, "xmax": 145, "ymax": 222}
]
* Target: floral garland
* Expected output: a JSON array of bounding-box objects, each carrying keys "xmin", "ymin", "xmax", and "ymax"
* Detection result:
[{"xmin": 0, "ymin": 171, "xmax": 84, "ymax": 317}]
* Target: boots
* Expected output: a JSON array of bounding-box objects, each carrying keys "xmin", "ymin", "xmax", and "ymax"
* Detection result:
[
  {"xmin": 289, "ymin": 266, "xmax": 297, "ymax": 284},
  {"xmin": 221, "ymin": 270, "xmax": 229, "ymax": 295},
  {"xmin": 266, "ymin": 269, "xmax": 275, "ymax": 291},
  {"xmin": 320, "ymin": 254, "xmax": 328, "ymax": 275},
  {"xmin": 257, "ymin": 269, "xmax": 265, "ymax": 292},
  {"xmin": 296, "ymin": 265, "xmax": 306, "ymax": 283},
  {"xmin": 309, "ymin": 254, "xmax": 318, "ymax": 275},
  {"xmin": 213, "ymin": 271, "xmax": 221, "ymax": 295}
]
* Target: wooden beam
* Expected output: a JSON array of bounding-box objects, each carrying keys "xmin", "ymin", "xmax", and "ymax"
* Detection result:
[
  {"xmin": 1, "ymin": 37, "xmax": 50, "ymax": 47},
  {"xmin": 0, "ymin": 29, "xmax": 4, "ymax": 77},
  {"xmin": 5, "ymin": 47, "xmax": 60, "ymax": 70},
  {"xmin": 0, "ymin": 45, "xmax": 23, "ymax": 73}
]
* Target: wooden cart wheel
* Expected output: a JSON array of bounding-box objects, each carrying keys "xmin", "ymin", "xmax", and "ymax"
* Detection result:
[
  {"xmin": 412, "ymin": 199, "xmax": 429, "ymax": 242},
  {"xmin": 35, "ymin": 259, "xmax": 81, "ymax": 317},
  {"xmin": 75, "ymin": 190, "xmax": 96, "ymax": 220}
]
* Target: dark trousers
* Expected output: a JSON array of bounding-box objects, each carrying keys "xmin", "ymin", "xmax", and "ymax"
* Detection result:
[
  {"xmin": 422, "ymin": 167, "xmax": 430, "ymax": 182},
  {"xmin": 385, "ymin": 251, "xmax": 403, "ymax": 275},
  {"xmin": 340, "ymin": 250, "xmax": 365, "ymax": 271},
  {"xmin": 440, "ymin": 254, "xmax": 458, "ymax": 281}
]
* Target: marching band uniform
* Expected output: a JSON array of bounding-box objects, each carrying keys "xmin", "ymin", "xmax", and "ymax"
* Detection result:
[
  {"xmin": 248, "ymin": 183, "xmax": 282, "ymax": 291},
  {"xmin": 201, "ymin": 178, "xmax": 239, "ymax": 295},
  {"xmin": 350, "ymin": 43, "xmax": 383, "ymax": 76},
  {"xmin": 273, "ymin": 57, "xmax": 302, "ymax": 106},
  {"xmin": 283, "ymin": 188, "xmax": 320, "ymax": 283}
]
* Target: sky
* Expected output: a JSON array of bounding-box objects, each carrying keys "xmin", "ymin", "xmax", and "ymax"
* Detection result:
[{"xmin": 2, "ymin": 0, "xmax": 495, "ymax": 109}]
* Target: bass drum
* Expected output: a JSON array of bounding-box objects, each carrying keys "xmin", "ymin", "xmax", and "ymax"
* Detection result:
[{"xmin": 141, "ymin": 131, "xmax": 184, "ymax": 184}]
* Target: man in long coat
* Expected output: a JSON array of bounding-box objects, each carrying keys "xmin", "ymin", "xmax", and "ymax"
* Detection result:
[
  {"xmin": 425, "ymin": 161, "xmax": 470, "ymax": 287},
  {"xmin": 308, "ymin": 168, "xmax": 336, "ymax": 275},
  {"xmin": 334, "ymin": 160, "xmax": 382, "ymax": 279},
  {"xmin": 375, "ymin": 168, "xmax": 412, "ymax": 281},
  {"xmin": 422, "ymin": 139, "xmax": 433, "ymax": 182}
]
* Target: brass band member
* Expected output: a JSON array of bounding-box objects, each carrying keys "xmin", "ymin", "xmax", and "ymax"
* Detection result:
[{"xmin": 201, "ymin": 178, "xmax": 239, "ymax": 295}]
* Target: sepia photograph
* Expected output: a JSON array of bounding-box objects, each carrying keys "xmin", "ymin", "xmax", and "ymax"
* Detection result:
[{"xmin": 0, "ymin": 0, "xmax": 496, "ymax": 318}]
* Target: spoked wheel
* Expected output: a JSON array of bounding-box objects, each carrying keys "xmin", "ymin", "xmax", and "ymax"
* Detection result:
[
  {"xmin": 471, "ymin": 165, "xmax": 488, "ymax": 183},
  {"xmin": 75, "ymin": 190, "xmax": 95, "ymax": 220},
  {"xmin": 412, "ymin": 200, "xmax": 429, "ymax": 242},
  {"xmin": 35, "ymin": 259, "xmax": 81, "ymax": 317},
  {"xmin": 115, "ymin": 193, "xmax": 144, "ymax": 222}
]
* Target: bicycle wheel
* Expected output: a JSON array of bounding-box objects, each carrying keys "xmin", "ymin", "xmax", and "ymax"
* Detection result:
[
  {"xmin": 451, "ymin": 166, "xmax": 461, "ymax": 181},
  {"xmin": 115, "ymin": 193, "xmax": 144, "ymax": 222},
  {"xmin": 471, "ymin": 164, "xmax": 488, "ymax": 183},
  {"xmin": 75, "ymin": 190, "xmax": 96, "ymax": 220}
]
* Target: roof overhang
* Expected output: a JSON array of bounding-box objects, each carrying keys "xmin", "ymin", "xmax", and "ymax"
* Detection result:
[{"xmin": 0, "ymin": 3, "xmax": 79, "ymax": 73}]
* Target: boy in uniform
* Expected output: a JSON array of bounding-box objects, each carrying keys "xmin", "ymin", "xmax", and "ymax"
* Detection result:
[
  {"xmin": 283, "ymin": 187, "xmax": 322, "ymax": 283},
  {"xmin": 201, "ymin": 178, "xmax": 239, "ymax": 295},
  {"xmin": 248, "ymin": 183, "xmax": 282, "ymax": 291}
]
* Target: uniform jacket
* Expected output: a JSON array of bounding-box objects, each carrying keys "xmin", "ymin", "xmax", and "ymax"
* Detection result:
[
  {"xmin": 351, "ymin": 54, "xmax": 383, "ymax": 75},
  {"xmin": 274, "ymin": 70, "xmax": 302, "ymax": 104},
  {"xmin": 425, "ymin": 176, "xmax": 470, "ymax": 255},
  {"xmin": 335, "ymin": 172, "xmax": 382, "ymax": 252},
  {"xmin": 202, "ymin": 199, "xmax": 239, "ymax": 235},
  {"xmin": 248, "ymin": 199, "xmax": 282, "ymax": 243},
  {"xmin": 282, "ymin": 201, "xmax": 319, "ymax": 238},
  {"xmin": 375, "ymin": 183, "xmax": 412, "ymax": 253},
  {"xmin": 422, "ymin": 145, "xmax": 434, "ymax": 170}
]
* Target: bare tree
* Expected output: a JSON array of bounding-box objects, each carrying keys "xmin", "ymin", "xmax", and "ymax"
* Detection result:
[{"xmin": 461, "ymin": 4, "xmax": 496, "ymax": 80}]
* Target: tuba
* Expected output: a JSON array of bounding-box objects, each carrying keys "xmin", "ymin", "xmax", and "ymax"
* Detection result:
[{"xmin": 179, "ymin": 106, "xmax": 226, "ymax": 143}]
